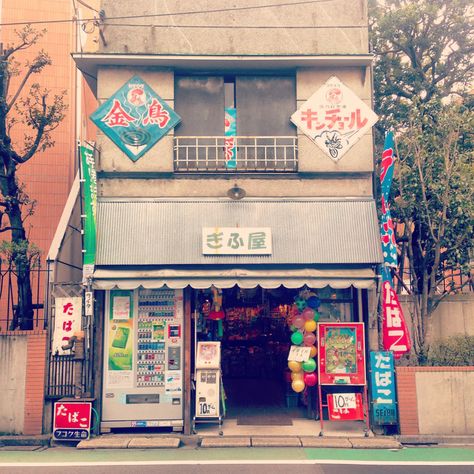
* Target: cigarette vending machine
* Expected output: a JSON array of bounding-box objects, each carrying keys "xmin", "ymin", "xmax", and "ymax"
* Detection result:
[
  {"xmin": 101, "ymin": 288, "xmax": 184, "ymax": 432},
  {"xmin": 193, "ymin": 341, "xmax": 222, "ymax": 432}
]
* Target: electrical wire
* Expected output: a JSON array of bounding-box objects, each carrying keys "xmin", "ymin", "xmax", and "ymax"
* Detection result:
[
  {"xmin": 0, "ymin": 0, "xmax": 335, "ymax": 27},
  {"xmin": 103, "ymin": 23, "xmax": 365, "ymax": 29}
]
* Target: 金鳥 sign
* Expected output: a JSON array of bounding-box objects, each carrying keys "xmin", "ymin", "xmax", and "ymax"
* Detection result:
[
  {"xmin": 291, "ymin": 76, "xmax": 378, "ymax": 161},
  {"xmin": 370, "ymin": 351, "xmax": 398, "ymax": 425},
  {"xmin": 90, "ymin": 76, "xmax": 181, "ymax": 162},
  {"xmin": 53, "ymin": 401, "xmax": 92, "ymax": 441},
  {"xmin": 52, "ymin": 297, "xmax": 82, "ymax": 355},
  {"xmin": 202, "ymin": 227, "xmax": 272, "ymax": 255}
]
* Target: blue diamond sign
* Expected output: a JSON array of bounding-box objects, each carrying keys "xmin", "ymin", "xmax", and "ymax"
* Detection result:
[{"xmin": 90, "ymin": 75, "xmax": 181, "ymax": 162}]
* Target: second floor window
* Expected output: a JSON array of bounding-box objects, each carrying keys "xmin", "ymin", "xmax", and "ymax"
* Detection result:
[{"xmin": 174, "ymin": 74, "xmax": 297, "ymax": 172}]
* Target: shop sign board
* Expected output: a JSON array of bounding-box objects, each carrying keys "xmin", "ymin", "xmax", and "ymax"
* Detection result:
[
  {"xmin": 290, "ymin": 76, "xmax": 378, "ymax": 162},
  {"xmin": 202, "ymin": 227, "xmax": 272, "ymax": 255},
  {"xmin": 53, "ymin": 401, "xmax": 92, "ymax": 441},
  {"xmin": 90, "ymin": 75, "xmax": 181, "ymax": 162},
  {"xmin": 318, "ymin": 322, "xmax": 366, "ymax": 385},
  {"xmin": 370, "ymin": 351, "xmax": 398, "ymax": 425},
  {"xmin": 52, "ymin": 297, "xmax": 82, "ymax": 355},
  {"xmin": 327, "ymin": 393, "xmax": 364, "ymax": 421}
]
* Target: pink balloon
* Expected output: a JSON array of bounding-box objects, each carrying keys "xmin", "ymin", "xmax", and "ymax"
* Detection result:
[
  {"xmin": 302, "ymin": 308, "xmax": 315, "ymax": 321},
  {"xmin": 303, "ymin": 332, "xmax": 316, "ymax": 346},
  {"xmin": 293, "ymin": 315, "xmax": 305, "ymax": 329},
  {"xmin": 304, "ymin": 372, "xmax": 318, "ymax": 387}
]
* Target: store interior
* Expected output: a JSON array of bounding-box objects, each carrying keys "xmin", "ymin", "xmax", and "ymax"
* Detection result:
[{"xmin": 193, "ymin": 286, "xmax": 356, "ymax": 426}]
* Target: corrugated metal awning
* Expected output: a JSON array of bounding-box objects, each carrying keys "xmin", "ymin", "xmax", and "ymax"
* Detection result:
[
  {"xmin": 96, "ymin": 198, "xmax": 382, "ymax": 265},
  {"xmin": 93, "ymin": 198, "xmax": 381, "ymax": 290}
]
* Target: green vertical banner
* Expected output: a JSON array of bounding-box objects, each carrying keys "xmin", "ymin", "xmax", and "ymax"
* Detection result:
[{"xmin": 80, "ymin": 143, "xmax": 97, "ymax": 280}]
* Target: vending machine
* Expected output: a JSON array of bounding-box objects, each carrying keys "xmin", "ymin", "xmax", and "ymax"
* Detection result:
[
  {"xmin": 101, "ymin": 288, "xmax": 184, "ymax": 432},
  {"xmin": 193, "ymin": 341, "xmax": 222, "ymax": 432}
]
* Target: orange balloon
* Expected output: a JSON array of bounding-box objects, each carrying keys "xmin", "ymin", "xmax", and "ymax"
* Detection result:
[
  {"xmin": 288, "ymin": 360, "xmax": 302, "ymax": 373},
  {"xmin": 291, "ymin": 379, "xmax": 305, "ymax": 393},
  {"xmin": 291, "ymin": 372, "xmax": 304, "ymax": 381},
  {"xmin": 309, "ymin": 345, "xmax": 318, "ymax": 358}
]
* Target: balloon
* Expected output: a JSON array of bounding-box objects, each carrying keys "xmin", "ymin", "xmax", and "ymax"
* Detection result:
[
  {"xmin": 302, "ymin": 308, "xmax": 315, "ymax": 321},
  {"xmin": 291, "ymin": 379, "xmax": 305, "ymax": 393},
  {"xmin": 313, "ymin": 311, "xmax": 320, "ymax": 322},
  {"xmin": 303, "ymin": 332, "xmax": 316, "ymax": 346},
  {"xmin": 288, "ymin": 360, "xmax": 302, "ymax": 372},
  {"xmin": 295, "ymin": 297, "xmax": 307, "ymax": 312},
  {"xmin": 289, "ymin": 325, "xmax": 296, "ymax": 332},
  {"xmin": 291, "ymin": 371, "xmax": 304, "ymax": 381},
  {"xmin": 291, "ymin": 331, "xmax": 304, "ymax": 345},
  {"xmin": 293, "ymin": 315, "xmax": 305, "ymax": 329},
  {"xmin": 306, "ymin": 296, "xmax": 321, "ymax": 309},
  {"xmin": 309, "ymin": 345, "xmax": 318, "ymax": 358},
  {"xmin": 290, "ymin": 304, "xmax": 299, "ymax": 317},
  {"xmin": 304, "ymin": 372, "xmax": 318, "ymax": 386},
  {"xmin": 302, "ymin": 358, "xmax": 316, "ymax": 372},
  {"xmin": 304, "ymin": 319, "xmax": 317, "ymax": 332}
]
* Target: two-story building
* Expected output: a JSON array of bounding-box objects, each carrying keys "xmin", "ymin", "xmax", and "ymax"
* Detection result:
[{"xmin": 72, "ymin": 0, "xmax": 382, "ymax": 435}]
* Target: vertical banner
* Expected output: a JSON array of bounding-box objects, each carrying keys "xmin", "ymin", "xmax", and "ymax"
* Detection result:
[
  {"xmin": 80, "ymin": 143, "xmax": 97, "ymax": 281},
  {"xmin": 370, "ymin": 351, "xmax": 398, "ymax": 425},
  {"xmin": 52, "ymin": 297, "xmax": 83, "ymax": 355},
  {"xmin": 379, "ymin": 132, "xmax": 411, "ymax": 357},
  {"xmin": 381, "ymin": 267, "xmax": 411, "ymax": 358},
  {"xmin": 107, "ymin": 290, "xmax": 134, "ymax": 388},
  {"xmin": 224, "ymin": 107, "xmax": 237, "ymax": 169},
  {"xmin": 379, "ymin": 132, "xmax": 398, "ymax": 268}
]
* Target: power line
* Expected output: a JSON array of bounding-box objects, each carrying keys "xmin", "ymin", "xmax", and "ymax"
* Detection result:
[
  {"xmin": 0, "ymin": 0, "xmax": 334, "ymax": 27},
  {"xmin": 104, "ymin": 23, "xmax": 365, "ymax": 30}
]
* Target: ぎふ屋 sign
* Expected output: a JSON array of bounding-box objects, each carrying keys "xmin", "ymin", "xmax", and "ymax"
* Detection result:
[{"xmin": 202, "ymin": 227, "xmax": 272, "ymax": 255}]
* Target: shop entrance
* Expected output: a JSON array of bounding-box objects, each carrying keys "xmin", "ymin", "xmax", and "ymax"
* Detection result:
[{"xmin": 194, "ymin": 286, "xmax": 315, "ymax": 426}]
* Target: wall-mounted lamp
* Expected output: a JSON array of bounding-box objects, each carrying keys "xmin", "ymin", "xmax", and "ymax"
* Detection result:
[{"xmin": 227, "ymin": 183, "xmax": 246, "ymax": 200}]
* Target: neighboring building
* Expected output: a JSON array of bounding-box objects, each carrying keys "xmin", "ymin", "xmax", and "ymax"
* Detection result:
[{"xmin": 71, "ymin": 0, "xmax": 382, "ymax": 435}]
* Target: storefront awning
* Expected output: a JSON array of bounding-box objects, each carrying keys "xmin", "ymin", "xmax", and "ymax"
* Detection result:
[
  {"xmin": 93, "ymin": 198, "xmax": 381, "ymax": 289},
  {"xmin": 92, "ymin": 266, "xmax": 378, "ymax": 290}
]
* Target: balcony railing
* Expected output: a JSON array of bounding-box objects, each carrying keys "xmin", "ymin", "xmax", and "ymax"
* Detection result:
[{"xmin": 174, "ymin": 136, "xmax": 297, "ymax": 172}]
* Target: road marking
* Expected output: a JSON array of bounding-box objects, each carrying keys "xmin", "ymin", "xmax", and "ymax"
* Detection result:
[{"xmin": 1, "ymin": 460, "xmax": 474, "ymax": 467}]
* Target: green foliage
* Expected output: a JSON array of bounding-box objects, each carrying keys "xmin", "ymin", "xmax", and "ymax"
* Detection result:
[
  {"xmin": 427, "ymin": 336, "xmax": 474, "ymax": 366},
  {"xmin": 0, "ymin": 239, "xmax": 41, "ymax": 270}
]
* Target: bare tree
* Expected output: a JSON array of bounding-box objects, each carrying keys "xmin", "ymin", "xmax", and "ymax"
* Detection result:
[{"xmin": 0, "ymin": 26, "xmax": 66, "ymax": 330}]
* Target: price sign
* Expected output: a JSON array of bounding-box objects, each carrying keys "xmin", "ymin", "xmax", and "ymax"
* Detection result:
[
  {"xmin": 287, "ymin": 345, "xmax": 311, "ymax": 362},
  {"xmin": 327, "ymin": 393, "xmax": 364, "ymax": 421}
]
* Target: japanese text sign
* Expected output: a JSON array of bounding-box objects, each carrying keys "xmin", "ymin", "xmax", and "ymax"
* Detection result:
[
  {"xmin": 370, "ymin": 351, "xmax": 398, "ymax": 425},
  {"xmin": 53, "ymin": 401, "xmax": 92, "ymax": 441},
  {"xmin": 381, "ymin": 268, "xmax": 411, "ymax": 358},
  {"xmin": 90, "ymin": 75, "xmax": 181, "ymax": 162},
  {"xmin": 224, "ymin": 108, "xmax": 237, "ymax": 169},
  {"xmin": 288, "ymin": 345, "xmax": 311, "ymax": 362},
  {"xmin": 379, "ymin": 132, "xmax": 398, "ymax": 268},
  {"xmin": 327, "ymin": 393, "xmax": 364, "ymax": 421},
  {"xmin": 202, "ymin": 227, "xmax": 272, "ymax": 255},
  {"xmin": 52, "ymin": 297, "xmax": 82, "ymax": 355},
  {"xmin": 291, "ymin": 76, "xmax": 378, "ymax": 161}
]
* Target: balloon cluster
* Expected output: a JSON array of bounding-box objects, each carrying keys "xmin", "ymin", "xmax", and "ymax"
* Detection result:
[{"xmin": 288, "ymin": 292, "xmax": 321, "ymax": 393}]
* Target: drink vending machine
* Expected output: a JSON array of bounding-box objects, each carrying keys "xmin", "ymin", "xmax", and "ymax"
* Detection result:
[
  {"xmin": 101, "ymin": 288, "xmax": 184, "ymax": 432},
  {"xmin": 193, "ymin": 341, "xmax": 222, "ymax": 433}
]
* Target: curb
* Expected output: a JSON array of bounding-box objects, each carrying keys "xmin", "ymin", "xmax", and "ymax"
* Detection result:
[{"xmin": 0, "ymin": 435, "xmax": 51, "ymax": 447}]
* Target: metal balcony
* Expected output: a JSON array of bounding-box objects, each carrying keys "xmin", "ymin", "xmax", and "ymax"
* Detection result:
[{"xmin": 174, "ymin": 136, "xmax": 297, "ymax": 172}]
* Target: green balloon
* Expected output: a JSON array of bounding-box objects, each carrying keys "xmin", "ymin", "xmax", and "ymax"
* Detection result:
[
  {"xmin": 291, "ymin": 331, "xmax": 304, "ymax": 345},
  {"xmin": 313, "ymin": 311, "xmax": 320, "ymax": 322},
  {"xmin": 302, "ymin": 358, "xmax": 316, "ymax": 372}
]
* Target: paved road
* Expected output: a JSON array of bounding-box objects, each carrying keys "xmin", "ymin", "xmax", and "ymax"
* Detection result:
[
  {"xmin": 1, "ymin": 463, "xmax": 474, "ymax": 474},
  {"xmin": 1, "ymin": 446, "xmax": 474, "ymax": 474}
]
